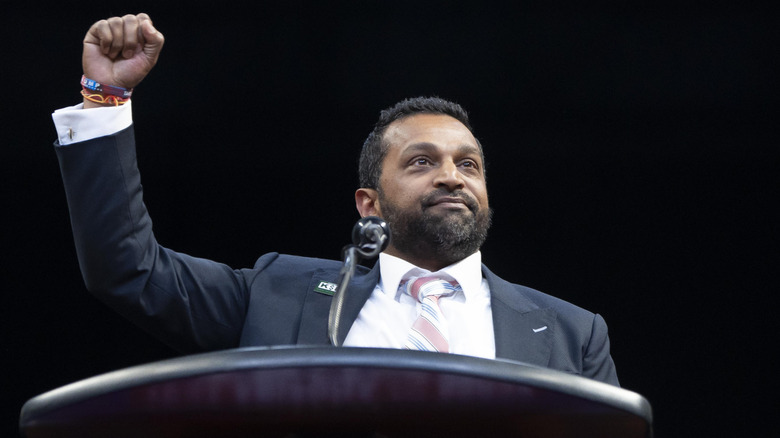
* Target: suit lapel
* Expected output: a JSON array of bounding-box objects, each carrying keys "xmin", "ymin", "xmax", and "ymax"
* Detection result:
[
  {"xmin": 483, "ymin": 265, "xmax": 556, "ymax": 367},
  {"xmin": 296, "ymin": 262, "xmax": 380, "ymax": 346}
]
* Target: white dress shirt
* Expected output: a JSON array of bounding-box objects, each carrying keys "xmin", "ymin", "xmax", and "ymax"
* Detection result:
[
  {"xmin": 51, "ymin": 102, "xmax": 497, "ymax": 359},
  {"xmin": 344, "ymin": 252, "xmax": 496, "ymax": 359}
]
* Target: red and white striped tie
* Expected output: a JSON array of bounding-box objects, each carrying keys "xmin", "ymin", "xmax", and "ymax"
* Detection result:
[{"xmin": 402, "ymin": 276, "xmax": 461, "ymax": 353}]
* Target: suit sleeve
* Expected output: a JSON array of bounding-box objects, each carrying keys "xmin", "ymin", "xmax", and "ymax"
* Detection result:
[
  {"xmin": 583, "ymin": 313, "xmax": 620, "ymax": 386},
  {"xmin": 56, "ymin": 126, "xmax": 249, "ymax": 353}
]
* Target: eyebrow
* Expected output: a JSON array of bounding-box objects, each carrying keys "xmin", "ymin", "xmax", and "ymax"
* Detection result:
[{"xmin": 402, "ymin": 142, "xmax": 482, "ymax": 156}]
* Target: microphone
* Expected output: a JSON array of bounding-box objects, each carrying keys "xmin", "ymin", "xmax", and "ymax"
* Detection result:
[
  {"xmin": 328, "ymin": 216, "xmax": 391, "ymax": 346},
  {"xmin": 351, "ymin": 216, "xmax": 390, "ymax": 258}
]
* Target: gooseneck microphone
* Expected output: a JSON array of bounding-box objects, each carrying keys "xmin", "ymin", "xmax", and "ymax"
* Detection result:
[
  {"xmin": 328, "ymin": 217, "xmax": 391, "ymax": 346},
  {"xmin": 351, "ymin": 216, "xmax": 391, "ymax": 257}
]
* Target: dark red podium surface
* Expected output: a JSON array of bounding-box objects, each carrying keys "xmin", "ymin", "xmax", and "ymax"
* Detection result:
[{"xmin": 20, "ymin": 347, "xmax": 652, "ymax": 437}]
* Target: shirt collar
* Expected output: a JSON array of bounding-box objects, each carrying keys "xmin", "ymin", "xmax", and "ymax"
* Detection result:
[{"xmin": 378, "ymin": 251, "xmax": 484, "ymax": 301}]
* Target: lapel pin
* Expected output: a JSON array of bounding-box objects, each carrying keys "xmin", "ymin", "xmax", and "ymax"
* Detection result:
[{"xmin": 314, "ymin": 281, "xmax": 338, "ymax": 296}]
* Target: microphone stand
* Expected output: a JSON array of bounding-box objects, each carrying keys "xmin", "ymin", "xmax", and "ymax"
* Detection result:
[{"xmin": 328, "ymin": 218, "xmax": 389, "ymax": 346}]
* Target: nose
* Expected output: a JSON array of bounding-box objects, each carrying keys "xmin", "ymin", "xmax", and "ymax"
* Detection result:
[{"xmin": 433, "ymin": 160, "xmax": 464, "ymax": 191}]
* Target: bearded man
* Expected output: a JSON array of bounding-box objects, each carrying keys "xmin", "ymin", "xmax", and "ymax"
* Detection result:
[{"xmin": 52, "ymin": 13, "xmax": 618, "ymax": 386}]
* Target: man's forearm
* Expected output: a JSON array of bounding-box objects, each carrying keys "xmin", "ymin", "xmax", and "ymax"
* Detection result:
[{"xmin": 55, "ymin": 127, "xmax": 248, "ymax": 352}]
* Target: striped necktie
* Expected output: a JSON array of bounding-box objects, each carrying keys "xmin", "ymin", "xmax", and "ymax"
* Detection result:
[{"xmin": 402, "ymin": 276, "xmax": 461, "ymax": 353}]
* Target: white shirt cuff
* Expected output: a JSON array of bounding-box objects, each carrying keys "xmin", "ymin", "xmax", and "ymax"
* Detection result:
[{"xmin": 52, "ymin": 100, "xmax": 133, "ymax": 146}]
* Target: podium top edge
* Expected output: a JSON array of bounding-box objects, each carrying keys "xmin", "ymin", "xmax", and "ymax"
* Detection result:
[{"xmin": 21, "ymin": 346, "xmax": 652, "ymax": 424}]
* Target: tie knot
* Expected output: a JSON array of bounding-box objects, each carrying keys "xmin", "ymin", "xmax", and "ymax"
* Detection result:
[{"xmin": 401, "ymin": 276, "xmax": 461, "ymax": 303}]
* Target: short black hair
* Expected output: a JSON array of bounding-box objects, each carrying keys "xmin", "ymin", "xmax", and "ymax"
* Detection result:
[{"xmin": 358, "ymin": 96, "xmax": 482, "ymax": 189}]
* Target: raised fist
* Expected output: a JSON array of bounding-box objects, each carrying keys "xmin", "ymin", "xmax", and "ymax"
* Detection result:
[{"xmin": 82, "ymin": 13, "xmax": 164, "ymax": 91}]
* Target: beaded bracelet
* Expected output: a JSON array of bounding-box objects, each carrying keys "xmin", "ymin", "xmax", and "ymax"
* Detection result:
[
  {"xmin": 80, "ymin": 75, "xmax": 133, "ymax": 98},
  {"xmin": 81, "ymin": 89, "xmax": 130, "ymax": 106}
]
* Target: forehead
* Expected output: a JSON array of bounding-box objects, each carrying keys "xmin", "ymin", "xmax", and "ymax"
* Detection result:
[{"xmin": 383, "ymin": 114, "xmax": 478, "ymax": 154}]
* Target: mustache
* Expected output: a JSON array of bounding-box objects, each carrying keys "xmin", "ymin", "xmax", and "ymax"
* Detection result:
[{"xmin": 421, "ymin": 189, "xmax": 479, "ymax": 212}]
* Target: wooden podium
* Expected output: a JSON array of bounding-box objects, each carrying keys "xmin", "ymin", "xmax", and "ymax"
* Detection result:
[{"xmin": 20, "ymin": 347, "xmax": 652, "ymax": 437}]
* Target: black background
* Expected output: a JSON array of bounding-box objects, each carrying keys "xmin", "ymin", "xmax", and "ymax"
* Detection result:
[{"xmin": 3, "ymin": 2, "xmax": 778, "ymax": 437}]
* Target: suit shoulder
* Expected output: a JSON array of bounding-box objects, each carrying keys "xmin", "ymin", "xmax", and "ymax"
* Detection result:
[{"xmin": 484, "ymin": 266, "xmax": 597, "ymax": 319}]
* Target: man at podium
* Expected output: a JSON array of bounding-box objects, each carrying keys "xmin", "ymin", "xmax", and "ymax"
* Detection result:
[{"xmin": 51, "ymin": 13, "xmax": 619, "ymax": 386}]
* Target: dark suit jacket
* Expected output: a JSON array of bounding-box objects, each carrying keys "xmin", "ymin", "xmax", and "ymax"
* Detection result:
[{"xmin": 56, "ymin": 126, "xmax": 619, "ymax": 386}]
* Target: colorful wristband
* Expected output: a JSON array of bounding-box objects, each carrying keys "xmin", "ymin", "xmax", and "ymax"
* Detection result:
[
  {"xmin": 80, "ymin": 89, "xmax": 130, "ymax": 106},
  {"xmin": 80, "ymin": 75, "xmax": 133, "ymax": 98}
]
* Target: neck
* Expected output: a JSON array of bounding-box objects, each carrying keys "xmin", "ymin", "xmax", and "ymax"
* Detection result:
[{"xmin": 383, "ymin": 245, "xmax": 470, "ymax": 272}]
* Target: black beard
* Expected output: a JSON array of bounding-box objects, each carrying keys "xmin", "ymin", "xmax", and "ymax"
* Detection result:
[{"xmin": 379, "ymin": 188, "xmax": 493, "ymax": 267}]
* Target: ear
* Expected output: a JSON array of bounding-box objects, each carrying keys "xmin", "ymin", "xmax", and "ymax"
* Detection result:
[{"xmin": 355, "ymin": 188, "xmax": 381, "ymax": 218}]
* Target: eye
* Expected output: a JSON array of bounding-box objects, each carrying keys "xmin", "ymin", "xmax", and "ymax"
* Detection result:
[
  {"xmin": 459, "ymin": 159, "xmax": 479, "ymax": 170},
  {"xmin": 411, "ymin": 157, "xmax": 432, "ymax": 166}
]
